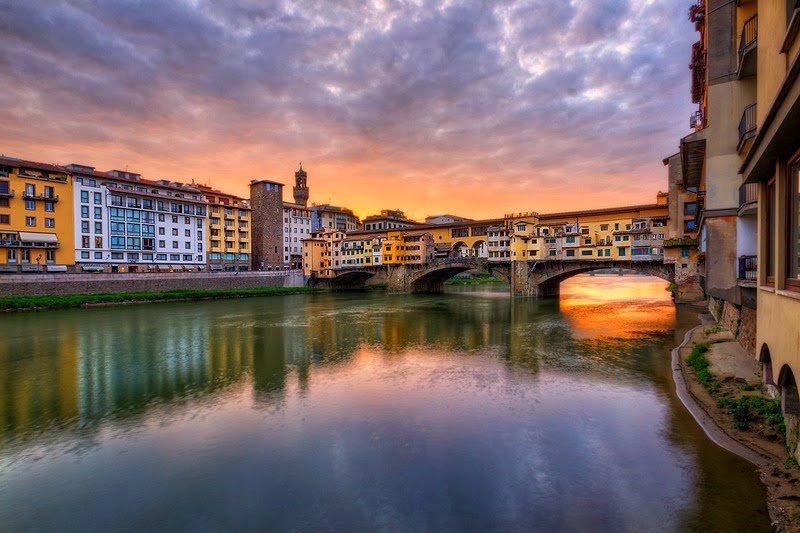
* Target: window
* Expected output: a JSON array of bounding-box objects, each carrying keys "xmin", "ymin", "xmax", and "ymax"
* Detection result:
[
  {"xmin": 7, "ymin": 249, "xmax": 16, "ymax": 263},
  {"xmin": 95, "ymin": 222, "xmax": 102, "ymax": 233},
  {"xmin": 600, "ymin": 224, "xmax": 609, "ymax": 231},
  {"xmin": 45, "ymin": 218, "xmax": 54, "ymax": 228},
  {"xmin": 185, "ymin": 229, "xmax": 191, "ymax": 237},
  {"xmin": 94, "ymin": 252, "xmax": 103, "ymax": 259},
  {"xmin": 82, "ymin": 236, "xmax": 90, "ymax": 248},
  {"xmin": 565, "ymin": 236, "xmax": 576, "ymax": 244},
  {"xmin": 581, "ymin": 249, "xmax": 592, "ymax": 256},
  {"xmin": 684, "ymin": 220, "xmax": 697, "ymax": 232},
  {"xmin": 94, "ymin": 207, "xmax": 102, "ymax": 219},
  {"xmin": 25, "ymin": 200, "xmax": 35, "ymax": 210},
  {"xmin": 172, "ymin": 241, "xmax": 178, "ymax": 249},
  {"xmin": 766, "ymin": 179, "xmax": 776, "ymax": 282},
  {"xmin": 0, "ymin": 214, "xmax": 9, "ymax": 224},
  {"xmin": 81, "ymin": 251, "xmax": 90, "ymax": 259},
  {"xmin": 25, "ymin": 216, "xmax": 35, "ymax": 227},
  {"xmin": 788, "ymin": 160, "xmax": 800, "ymax": 290},
  {"xmin": 94, "ymin": 192, "xmax": 102, "ymax": 205},
  {"xmin": 111, "ymin": 236, "xmax": 125, "ymax": 249},
  {"xmin": 81, "ymin": 206, "xmax": 89, "ymax": 218},
  {"xmin": 46, "ymin": 250, "xmax": 55, "ymax": 263},
  {"xmin": 617, "ymin": 247, "xmax": 627, "ymax": 257},
  {"xmin": 566, "ymin": 249, "xmax": 575, "ymax": 257},
  {"xmin": 81, "ymin": 221, "xmax": 89, "ymax": 234},
  {"xmin": 81, "ymin": 190, "xmax": 89, "ymax": 203}
]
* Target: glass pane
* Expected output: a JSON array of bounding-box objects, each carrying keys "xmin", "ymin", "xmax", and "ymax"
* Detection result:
[{"xmin": 792, "ymin": 164, "xmax": 800, "ymax": 280}]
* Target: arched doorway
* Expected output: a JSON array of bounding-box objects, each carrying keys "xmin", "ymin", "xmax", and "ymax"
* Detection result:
[{"xmin": 778, "ymin": 364, "xmax": 800, "ymax": 457}]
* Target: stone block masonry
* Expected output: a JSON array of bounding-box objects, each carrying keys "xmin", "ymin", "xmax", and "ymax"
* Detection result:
[{"xmin": 0, "ymin": 271, "xmax": 304, "ymax": 297}]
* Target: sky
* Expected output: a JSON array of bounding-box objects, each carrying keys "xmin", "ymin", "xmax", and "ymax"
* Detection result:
[{"xmin": 0, "ymin": 0, "xmax": 695, "ymax": 220}]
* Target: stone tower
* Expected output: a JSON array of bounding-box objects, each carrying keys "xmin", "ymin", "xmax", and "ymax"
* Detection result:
[
  {"xmin": 249, "ymin": 179, "xmax": 284, "ymax": 271},
  {"xmin": 293, "ymin": 164, "xmax": 309, "ymax": 207}
]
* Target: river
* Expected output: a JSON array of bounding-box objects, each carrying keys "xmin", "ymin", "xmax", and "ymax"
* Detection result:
[{"xmin": 0, "ymin": 275, "xmax": 770, "ymax": 531}]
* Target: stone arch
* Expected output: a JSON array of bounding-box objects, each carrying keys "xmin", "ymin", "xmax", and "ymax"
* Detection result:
[
  {"xmin": 778, "ymin": 364, "xmax": 800, "ymax": 416},
  {"xmin": 471, "ymin": 240, "xmax": 487, "ymax": 258},
  {"xmin": 451, "ymin": 241, "xmax": 469, "ymax": 258},
  {"xmin": 759, "ymin": 344, "xmax": 774, "ymax": 385},
  {"xmin": 408, "ymin": 259, "xmax": 490, "ymax": 293},
  {"xmin": 532, "ymin": 261, "xmax": 675, "ymax": 296},
  {"xmin": 778, "ymin": 364, "xmax": 800, "ymax": 457}
]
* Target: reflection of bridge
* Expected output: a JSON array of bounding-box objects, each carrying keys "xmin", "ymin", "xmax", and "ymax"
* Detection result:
[{"xmin": 311, "ymin": 257, "xmax": 675, "ymax": 297}]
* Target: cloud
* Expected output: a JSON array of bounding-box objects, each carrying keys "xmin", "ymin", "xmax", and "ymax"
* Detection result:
[{"xmin": 0, "ymin": 0, "xmax": 695, "ymax": 218}]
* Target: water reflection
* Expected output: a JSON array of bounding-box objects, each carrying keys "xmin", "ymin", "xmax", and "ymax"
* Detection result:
[{"xmin": 0, "ymin": 276, "xmax": 771, "ymax": 531}]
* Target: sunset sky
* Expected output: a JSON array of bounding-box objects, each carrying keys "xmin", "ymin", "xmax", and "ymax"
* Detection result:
[{"xmin": 0, "ymin": 1, "xmax": 694, "ymax": 220}]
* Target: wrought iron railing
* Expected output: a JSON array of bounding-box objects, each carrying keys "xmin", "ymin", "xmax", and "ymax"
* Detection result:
[
  {"xmin": 738, "ymin": 255, "xmax": 757, "ymax": 281},
  {"xmin": 738, "ymin": 14, "xmax": 757, "ymax": 64},
  {"xmin": 738, "ymin": 182, "xmax": 758, "ymax": 207},
  {"xmin": 737, "ymin": 103, "xmax": 757, "ymax": 151}
]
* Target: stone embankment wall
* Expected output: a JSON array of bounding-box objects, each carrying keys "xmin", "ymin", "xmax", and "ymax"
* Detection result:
[
  {"xmin": 709, "ymin": 295, "xmax": 757, "ymax": 358},
  {"xmin": 0, "ymin": 270, "xmax": 305, "ymax": 297}
]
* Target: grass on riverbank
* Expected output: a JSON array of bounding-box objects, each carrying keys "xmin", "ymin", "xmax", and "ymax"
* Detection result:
[
  {"xmin": 445, "ymin": 273, "xmax": 507, "ymax": 286},
  {"xmin": 0, "ymin": 286, "xmax": 319, "ymax": 311},
  {"xmin": 685, "ymin": 341, "xmax": 785, "ymax": 439}
]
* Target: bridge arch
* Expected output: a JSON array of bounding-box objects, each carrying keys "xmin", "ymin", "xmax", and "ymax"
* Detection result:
[
  {"xmin": 471, "ymin": 240, "xmax": 487, "ymax": 258},
  {"xmin": 407, "ymin": 259, "xmax": 490, "ymax": 293},
  {"xmin": 519, "ymin": 260, "xmax": 675, "ymax": 297},
  {"xmin": 311, "ymin": 269, "xmax": 376, "ymax": 290},
  {"xmin": 451, "ymin": 241, "xmax": 469, "ymax": 258}
]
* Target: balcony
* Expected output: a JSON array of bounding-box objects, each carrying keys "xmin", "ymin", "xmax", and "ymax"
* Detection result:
[
  {"xmin": 0, "ymin": 240, "xmax": 60, "ymax": 249},
  {"xmin": 0, "ymin": 189, "xmax": 14, "ymax": 198},
  {"xmin": 737, "ymin": 14, "xmax": 757, "ymax": 78},
  {"xmin": 737, "ymin": 103, "xmax": 757, "ymax": 152},
  {"xmin": 738, "ymin": 182, "xmax": 758, "ymax": 214},
  {"xmin": 23, "ymin": 192, "xmax": 59, "ymax": 202},
  {"xmin": 738, "ymin": 255, "xmax": 757, "ymax": 282}
]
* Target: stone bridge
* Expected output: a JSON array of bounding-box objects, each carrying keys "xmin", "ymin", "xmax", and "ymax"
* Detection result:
[
  {"xmin": 508, "ymin": 260, "xmax": 674, "ymax": 297},
  {"xmin": 311, "ymin": 258, "xmax": 677, "ymax": 297}
]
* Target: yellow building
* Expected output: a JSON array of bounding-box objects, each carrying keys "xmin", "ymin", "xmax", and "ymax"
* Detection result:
[
  {"xmin": 738, "ymin": 0, "xmax": 800, "ymax": 460},
  {"xmin": 196, "ymin": 184, "xmax": 251, "ymax": 271},
  {"xmin": 381, "ymin": 231, "xmax": 434, "ymax": 265},
  {"xmin": 0, "ymin": 156, "xmax": 74, "ymax": 272},
  {"xmin": 302, "ymin": 229, "xmax": 345, "ymax": 278}
]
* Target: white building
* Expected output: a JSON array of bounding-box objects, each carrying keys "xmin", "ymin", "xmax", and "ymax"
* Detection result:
[
  {"xmin": 282, "ymin": 202, "xmax": 312, "ymax": 269},
  {"xmin": 69, "ymin": 165, "xmax": 207, "ymax": 272}
]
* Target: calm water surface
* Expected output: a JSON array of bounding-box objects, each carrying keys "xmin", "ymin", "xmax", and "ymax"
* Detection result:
[{"xmin": 0, "ymin": 276, "xmax": 770, "ymax": 531}]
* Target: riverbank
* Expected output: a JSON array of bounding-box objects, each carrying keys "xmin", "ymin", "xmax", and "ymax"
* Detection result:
[
  {"xmin": 672, "ymin": 315, "xmax": 800, "ymax": 531},
  {"xmin": 0, "ymin": 286, "xmax": 319, "ymax": 312}
]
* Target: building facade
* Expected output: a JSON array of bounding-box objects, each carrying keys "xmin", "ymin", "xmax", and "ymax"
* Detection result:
[
  {"xmin": 249, "ymin": 179, "xmax": 285, "ymax": 271},
  {"xmin": 311, "ymin": 204, "xmax": 360, "ymax": 232},
  {"xmin": 362, "ymin": 209, "xmax": 422, "ymax": 231},
  {"xmin": 196, "ymin": 185, "xmax": 251, "ymax": 271},
  {"xmin": 71, "ymin": 168, "xmax": 207, "ymax": 272},
  {"xmin": 737, "ymin": 0, "xmax": 800, "ymax": 461},
  {"xmin": 0, "ymin": 157, "xmax": 74, "ymax": 272}
]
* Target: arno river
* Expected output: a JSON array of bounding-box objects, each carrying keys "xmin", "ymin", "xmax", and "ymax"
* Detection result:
[{"xmin": 0, "ymin": 276, "xmax": 770, "ymax": 531}]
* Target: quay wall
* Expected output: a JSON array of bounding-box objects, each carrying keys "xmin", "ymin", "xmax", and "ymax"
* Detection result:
[{"xmin": 0, "ymin": 270, "xmax": 305, "ymax": 297}]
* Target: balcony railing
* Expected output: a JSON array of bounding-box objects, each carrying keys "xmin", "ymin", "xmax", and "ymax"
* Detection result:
[
  {"xmin": 0, "ymin": 240, "xmax": 60, "ymax": 249},
  {"xmin": 737, "ymin": 103, "xmax": 757, "ymax": 152},
  {"xmin": 739, "ymin": 182, "xmax": 758, "ymax": 208},
  {"xmin": 738, "ymin": 15, "xmax": 757, "ymax": 77},
  {"xmin": 0, "ymin": 189, "xmax": 14, "ymax": 198},
  {"xmin": 738, "ymin": 255, "xmax": 757, "ymax": 281},
  {"xmin": 22, "ymin": 192, "xmax": 60, "ymax": 202}
]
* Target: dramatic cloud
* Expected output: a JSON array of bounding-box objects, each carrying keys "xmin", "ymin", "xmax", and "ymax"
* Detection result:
[{"xmin": 0, "ymin": 0, "xmax": 695, "ymax": 219}]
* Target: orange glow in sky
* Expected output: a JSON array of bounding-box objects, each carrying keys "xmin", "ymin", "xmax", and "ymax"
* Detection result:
[{"xmin": 0, "ymin": 1, "xmax": 695, "ymax": 220}]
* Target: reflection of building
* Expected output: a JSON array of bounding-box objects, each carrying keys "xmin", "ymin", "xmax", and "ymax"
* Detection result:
[
  {"xmin": 196, "ymin": 184, "xmax": 251, "ymax": 271},
  {"xmin": 736, "ymin": 1, "xmax": 800, "ymax": 461},
  {"xmin": 0, "ymin": 156, "xmax": 74, "ymax": 272}
]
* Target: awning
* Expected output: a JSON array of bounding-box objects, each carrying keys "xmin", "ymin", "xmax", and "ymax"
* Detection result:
[
  {"xmin": 209, "ymin": 264, "xmax": 224, "ymax": 271},
  {"xmin": 46, "ymin": 265, "xmax": 67, "ymax": 272},
  {"xmin": 18, "ymin": 231, "xmax": 58, "ymax": 243},
  {"xmin": 81, "ymin": 264, "xmax": 104, "ymax": 272},
  {"xmin": 157, "ymin": 265, "xmax": 170, "ymax": 271},
  {"xmin": 170, "ymin": 265, "xmax": 183, "ymax": 270}
]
